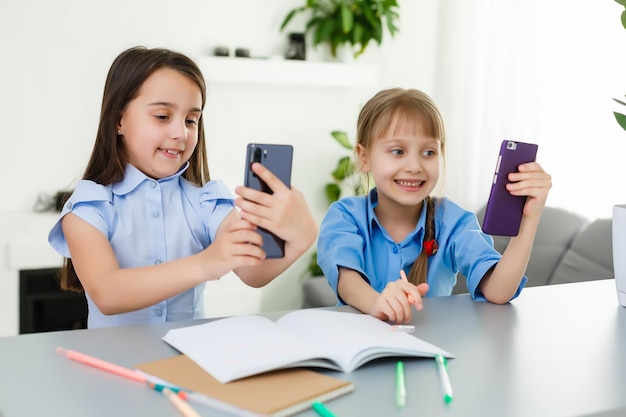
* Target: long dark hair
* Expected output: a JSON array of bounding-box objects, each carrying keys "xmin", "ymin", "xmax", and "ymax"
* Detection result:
[
  {"xmin": 356, "ymin": 88, "xmax": 446, "ymax": 285},
  {"xmin": 60, "ymin": 46, "xmax": 209, "ymax": 291}
]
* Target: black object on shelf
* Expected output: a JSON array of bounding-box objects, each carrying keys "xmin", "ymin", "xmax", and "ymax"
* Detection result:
[
  {"xmin": 235, "ymin": 48, "xmax": 250, "ymax": 58},
  {"xmin": 214, "ymin": 46, "xmax": 229, "ymax": 57},
  {"xmin": 19, "ymin": 268, "xmax": 88, "ymax": 334},
  {"xmin": 286, "ymin": 33, "xmax": 306, "ymax": 60}
]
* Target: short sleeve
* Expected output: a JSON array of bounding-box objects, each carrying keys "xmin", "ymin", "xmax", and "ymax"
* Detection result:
[
  {"xmin": 317, "ymin": 199, "xmax": 369, "ymax": 300},
  {"xmin": 48, "ymin": 181, "xmax": 113, "ymax": 258},
  {"xmin": 184, "ymin": 180, "xmax": 235, "ymax": 243},
  {"xmin": 443, "ymin": 203, "xmax": 527, "ymax": 301}
]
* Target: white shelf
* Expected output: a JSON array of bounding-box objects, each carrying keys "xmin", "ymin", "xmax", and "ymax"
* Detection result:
[{"xmin": 197, "ymin": 56, "xmax": 378, "ymax": 88}]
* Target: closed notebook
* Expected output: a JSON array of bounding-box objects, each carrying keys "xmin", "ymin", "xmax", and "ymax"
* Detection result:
[{"xmin": 135, "ymin": 354, "xmax": 354, "ymax": 417}]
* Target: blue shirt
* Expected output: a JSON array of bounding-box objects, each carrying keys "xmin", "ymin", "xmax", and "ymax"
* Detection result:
[
  {"xmin": 317, "ymin": 189, "xmax": 526, "ymax": 303},
  {"xmin": 48, "ymin": 163, "xmax": 235, "ymax": 328}
]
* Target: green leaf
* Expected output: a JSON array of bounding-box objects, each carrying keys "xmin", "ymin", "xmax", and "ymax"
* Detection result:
[
  {"xmin": 373, "ymin": 0, "xmax": 384, "ymax": 17},
  {"xmin": 325, "ymin": 183, "xmax": 341, "ymax": 204},
  {"xmin": 386, "ymin": 19, "xmax": 399, "ymax": 35},
  {"xmin": 356, "ymin": 39, "xmax": 369, "ymax": 56},
  {"xmin": 373, "ymin": 20, "xmax": 383, "ymax": 44},
  {"xmin": 614, "ymin": 97, "xmax": 626, "ymax": 106},
  {"xmin": 622, "ymin": 9, "xmax": 626, "ymax": 30},
  {"xmin": 307, "ymin": 251, "xmax": 323, "ymax": 276},
  {"xmin": 331, "ymin": 156, "xmax": 352, "ymax": 181},
  {"xmin": 313, "ymin": 18, "xmax": 336, "ymax": 46},
  {"xmin": 352, "ymin": 181, "xmax": 362, "ymax": 196},
  {"xmin": 331, "ymin": 130, "xmax": 353, "ymax": 149},
  {"xmin": 353, "ymin": 22, "xmax": 364, "ymax": 45},
  {"xmin": 306, "ymin": 16, "xmax": 323, "ymax": 31},
  {"xmin": 615, "ymin": 112, "xmax": 626, "ymax": 131},
  {"xmin": 385, "ymin": 9, "xmax": 400, "ymax": 35},
  {"xmin": 616, "ymin": 0, "xmax": 626, "ymax": 6},
  {"xmin": 362, "ymin": 4, "xmax": 377, "ymax": 27},
  {"xmin": 341, "ymin": 3, "xmax": 354, "ymax": 34},
  {"xmin": 279, "ymin": 9, "xmax": 299, "ymax": 32}
]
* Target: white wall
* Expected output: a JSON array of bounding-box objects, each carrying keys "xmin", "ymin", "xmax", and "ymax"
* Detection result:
[
  {"xmin": 0, "ymin": 0, "xmax": 437, "ymax": 212},
  {"xmin": 434, "ymin": 0, "xmax": 626, "ymax": 220},
  {"xmin": 0, "ymin": 0, "xmax": 439, "ymax": 319}
]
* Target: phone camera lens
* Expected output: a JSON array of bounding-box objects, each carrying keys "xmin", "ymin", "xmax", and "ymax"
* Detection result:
[
  {"xmin": 253, "ymin": 147, "xmax": 262, "ymax": 163},
  {"xmin": 506, "ymin": 141, "xmax": 517, "ymax": 150}
]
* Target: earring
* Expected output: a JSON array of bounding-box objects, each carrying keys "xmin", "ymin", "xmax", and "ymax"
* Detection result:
[{"xmin": 117, "ymin": 130, "xmax": 122, "ymax": 135}]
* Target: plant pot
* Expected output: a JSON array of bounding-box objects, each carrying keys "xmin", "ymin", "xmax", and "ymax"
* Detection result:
[
  {"xmin": 613, "ymin": 204, "xmax": 626, "ymax": 307},
  {"xmin": 336, "ymin": 44, "xmax": 356, "ymax": 63}
]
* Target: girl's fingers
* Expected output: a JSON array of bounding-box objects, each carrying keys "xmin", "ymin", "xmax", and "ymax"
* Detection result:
[
  {"xmin": 417, "ymin": 283, "xmax": 429, "ymax": 297},
  {"xmin": 250, "ymin": 162, "xmax": 289, "ymax": 192}
]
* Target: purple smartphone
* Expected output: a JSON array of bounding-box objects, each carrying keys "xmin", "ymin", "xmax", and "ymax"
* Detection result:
[{"xmin": 482, "ymin": 140, "xmax": 538, "ymax": 236}]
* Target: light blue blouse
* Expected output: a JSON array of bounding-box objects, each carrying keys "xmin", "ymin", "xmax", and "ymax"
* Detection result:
[
  {"xmin": 317, "ymin": 189, "xmax": 526, "ymax": 303},
  {"xmin": 48, "ymin": 163, "xmax": 235, "ymax": 328}
]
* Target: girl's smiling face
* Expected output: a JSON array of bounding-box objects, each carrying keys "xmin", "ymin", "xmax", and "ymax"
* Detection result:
[
  {"xmin": 118, "ymin": 67, "xmax": 202, "ymax": 179},
  {"xmin": 357, "ymin": 113, "xmax": 441, "ymax": 215}
]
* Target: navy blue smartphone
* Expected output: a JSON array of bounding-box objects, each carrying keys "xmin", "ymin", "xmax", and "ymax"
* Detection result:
[
  {"xmin": 482, "ymin": 140, "xmax": 538, "ymax": 236},
  {"xmin": 244, "ymin": 143, "xmax": 293, "ymax": 258}
]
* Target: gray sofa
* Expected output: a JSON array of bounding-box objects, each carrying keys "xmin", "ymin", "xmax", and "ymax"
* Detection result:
[{"xmin": 302, "ymin": 206, "xmax": 614, "ymax": 308}]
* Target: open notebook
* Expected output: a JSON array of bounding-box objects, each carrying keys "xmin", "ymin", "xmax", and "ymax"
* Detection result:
[
  {"xmin": 136, "ymin": 354, "xmax": 354, "ymax": 417},
  {"xmin": 162, "ymin": 309, "xmax": 453, "ymax": 383}
]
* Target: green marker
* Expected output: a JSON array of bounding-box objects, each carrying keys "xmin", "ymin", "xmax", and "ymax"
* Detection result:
[
  {"xmin": 436, "ymin": 354, "xmax": 454, "ymax": 403},
  {"xmin": 312, "ymin": 401, "xmax": 337, "ymax": 417},
  {"xmin": 396, "ymin": 361, "xmax": 406, "ymax": 408}
]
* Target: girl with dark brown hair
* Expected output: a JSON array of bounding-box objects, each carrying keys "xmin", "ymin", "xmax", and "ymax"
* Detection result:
[{"xmin": 48, "ymin": 46, "xmax": 317, "ymax": 328}]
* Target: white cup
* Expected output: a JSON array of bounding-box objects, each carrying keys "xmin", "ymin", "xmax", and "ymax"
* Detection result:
[{"xmin": 614, "ymin": 204, "xmax": 626, "ymax": 307}]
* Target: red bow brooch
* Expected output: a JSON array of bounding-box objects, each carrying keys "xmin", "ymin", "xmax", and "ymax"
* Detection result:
[{"xmin": 423, "ymin": 239, "xmax": 439, "ymax": 256}]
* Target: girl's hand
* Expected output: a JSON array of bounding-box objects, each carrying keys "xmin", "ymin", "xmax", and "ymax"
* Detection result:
[
  {"xmin": 234, "ymin": 162, "xmax": 317, "ymax": 256},
  {"xmin": 507, "ymin": 162, "xmax": 552, "ymax": 218},
  {"xmin": 200, "ymin": 211, "xmax": 266, "ymax": 280},
  {"xmin": 480, "ymin": 162, "xmax": 551, "ymax": 304},
  {"xmin": 369, "ymin": 279, "xmax": 429, "ymax": 323}
]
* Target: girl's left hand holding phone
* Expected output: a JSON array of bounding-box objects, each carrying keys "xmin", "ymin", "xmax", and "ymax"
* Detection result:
[
  {"xmin": 506, "ymin": 161, "xmax": 552, "ymax": 218},
  {"xmin": 234, "ymin": 162, "xmax": 317, "ymax": 256}
]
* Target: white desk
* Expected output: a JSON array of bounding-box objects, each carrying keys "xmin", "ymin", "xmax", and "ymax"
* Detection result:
[{"xmin": 0, "ymin": 279, "xmax": 624, "ymax": 417}]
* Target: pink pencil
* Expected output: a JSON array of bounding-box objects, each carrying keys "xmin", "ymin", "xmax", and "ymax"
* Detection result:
[{"xmin": 56, "ymin": 346, "xmax": 147, "ymax": 383}]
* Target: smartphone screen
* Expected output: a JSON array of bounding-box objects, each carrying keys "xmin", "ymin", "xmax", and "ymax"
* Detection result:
[
  {"xmin": 482, "ymin": 140, "xmax": 538, "ymax": 236},
  {"xmin": 244, "ymin": 143, "xmax": 293, "ymax": 258}
]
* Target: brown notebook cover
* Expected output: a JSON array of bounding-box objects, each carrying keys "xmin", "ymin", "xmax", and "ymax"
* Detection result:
[{"xmin": 136, "ymin": 354, "xmax": 354, "ymax": 417}]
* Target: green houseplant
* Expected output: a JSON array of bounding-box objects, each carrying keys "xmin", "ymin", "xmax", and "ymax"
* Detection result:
[
  {"xmin": 308, "ymin": 130, "xmax": 367, "ymax": 276},
  {"xmin": 279, "ymin": 0, "xmax": 400, "ymax": 59},
  {"xmin": 325, "ymin": 130, "xmax": 366, "ymax": 203}
]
